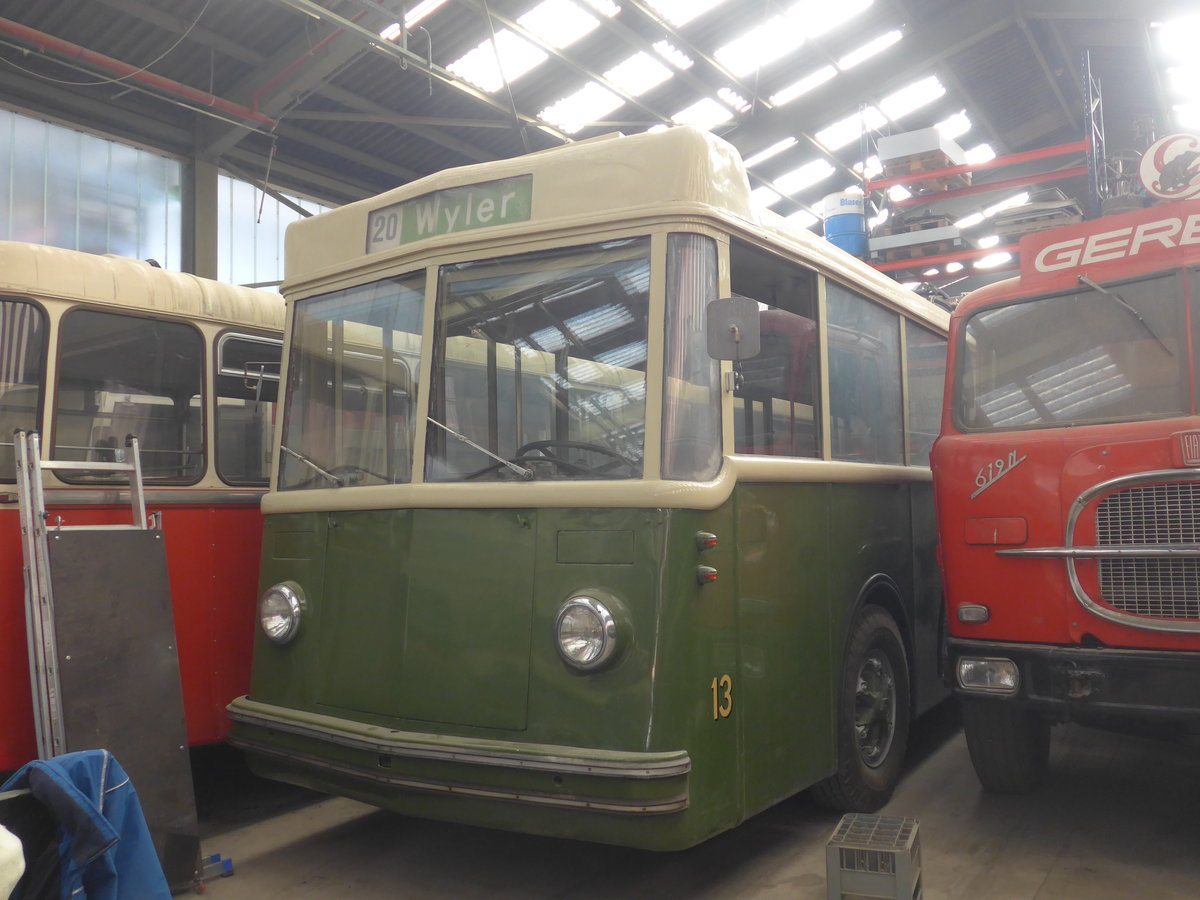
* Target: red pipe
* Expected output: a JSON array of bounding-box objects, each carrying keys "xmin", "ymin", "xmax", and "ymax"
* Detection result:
[
  {"xmin": 0, "ymin": 17, "xmax": 276, "ymax": 128},
  {"xmin": 865, "ymin": 138, "xmax": 1093, "ymax": 192},
  {"xmin": 872, "ymin": 244, "xmax": 1020, "ymax": 273},
  {"xmin": 889, "ymin": 164, "xmax": 1090, "ymax": 208}
]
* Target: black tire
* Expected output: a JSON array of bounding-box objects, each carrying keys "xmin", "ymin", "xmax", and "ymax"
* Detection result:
[
  {"xmin": 812, "ymin": 606, "xmax": 911, "ymax": 811},
  {"xmin": 961, "ymin": 697, "xmax": 1050, "ymax": 793}
]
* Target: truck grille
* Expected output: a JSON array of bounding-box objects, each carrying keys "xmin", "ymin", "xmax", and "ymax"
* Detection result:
[{"xmin": 1096, "ymin": 482, "xmax": 1200, "ymax": 620}]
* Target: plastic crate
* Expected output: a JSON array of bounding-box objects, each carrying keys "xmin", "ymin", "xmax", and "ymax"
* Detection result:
[{"xmin": 826, "ymin": 813, "xmax": 922, "ymax": 900}]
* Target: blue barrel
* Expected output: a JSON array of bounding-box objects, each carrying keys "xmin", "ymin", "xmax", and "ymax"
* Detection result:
[{"xmin": 822, "ymin": 191, "xmax": 867, "ymax": 257}]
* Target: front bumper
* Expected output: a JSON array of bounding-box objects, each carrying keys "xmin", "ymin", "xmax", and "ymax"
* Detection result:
[
  {"xmin": 947, "ymin": 639, "xmax": 1200, "ymax": 726},
  {"xmin": 227, "ymin": 696, "xmax": 694, "ymax": 847}
]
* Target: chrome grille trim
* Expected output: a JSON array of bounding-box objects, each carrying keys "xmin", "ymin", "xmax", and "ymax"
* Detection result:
[
  {"xmin": 1096, "ymin": 482, "xmax": 1200, "ymax": 621},
  {"xmin": 1063, "ymin": 469, "xmax": 1200, "ymax": 634}
]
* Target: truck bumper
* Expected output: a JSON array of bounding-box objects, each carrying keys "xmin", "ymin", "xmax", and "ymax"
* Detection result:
[{"xmin": 947, "ymin": 639, "xmax": 1200, "ymax": 727}]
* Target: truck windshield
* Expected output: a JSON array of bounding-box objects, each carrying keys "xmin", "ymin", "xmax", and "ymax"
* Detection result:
[
  {"xmin": 956, "ymin": 272, "xmax": 1187, "ymax": 431},
  {"xmin": 426, "ymin": 238, "xmax": 650, "ymax": 481}
]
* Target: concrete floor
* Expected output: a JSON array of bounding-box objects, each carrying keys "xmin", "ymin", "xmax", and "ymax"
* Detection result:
[{"xmin": 191, "ymin": 702, "xmax": 1200, "ymax": 899}]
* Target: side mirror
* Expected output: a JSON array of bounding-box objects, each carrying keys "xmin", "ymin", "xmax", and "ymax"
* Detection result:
[{"xmin": 706, "ymin": 296, "xmax": 761, "ymax": 360}]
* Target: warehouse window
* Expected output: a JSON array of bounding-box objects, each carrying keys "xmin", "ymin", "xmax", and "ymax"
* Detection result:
[
  {"xmin": 0, "ymin": 108, "xmax": 182, "ymax": 268},
  {"xmin": 217, "ymin": 174, "xmax": 331, "ymax": 290}
]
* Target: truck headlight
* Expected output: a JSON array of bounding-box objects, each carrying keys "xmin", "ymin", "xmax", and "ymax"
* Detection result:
[
  {"xmin": 957, "ymin": 657, "xmax": 1019, "ymax": 694},
  {"xmin": 260, "ymin": 582, "xmax": 304, "ymax": 645},
  {"xmin": 555, "ymin": 596, "xmax": 618, "ymax": 670}
]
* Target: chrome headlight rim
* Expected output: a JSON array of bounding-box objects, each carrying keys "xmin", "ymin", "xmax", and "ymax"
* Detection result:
[
  {"xmin": 259, "ymin": 581, "xmax": 304, "ymax": 645},
  {"xmin": 554, "ymin": 595, "xmax": 619, "ymax": 671}
]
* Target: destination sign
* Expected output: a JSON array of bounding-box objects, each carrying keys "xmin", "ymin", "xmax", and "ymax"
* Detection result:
[{"xmin": 365, "ymin": 174, "xmax": 533, "ymax": 254}]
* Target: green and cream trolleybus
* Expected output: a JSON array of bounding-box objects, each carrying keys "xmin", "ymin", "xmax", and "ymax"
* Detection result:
[{"xmin": 228, "ymin": 126, "xmax": 949, "ymax": 850}]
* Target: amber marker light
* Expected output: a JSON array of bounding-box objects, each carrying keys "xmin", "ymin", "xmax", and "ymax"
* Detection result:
[
  {"xmin": 695, "ymin": 531, "xmax": 719, "ymax": 551},
  {"xmin": 696, "ymin": 566, "xmax": 718, "ymax": 585}
]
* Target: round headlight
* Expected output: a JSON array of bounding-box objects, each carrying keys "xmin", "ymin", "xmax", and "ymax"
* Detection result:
[
  {"xmin": 554, "ymin": 597, "xmax": 617, "ymax": 670},
  {"xmin": 259, "ymin": 582, "xmax": 304, "ymax": 645}
]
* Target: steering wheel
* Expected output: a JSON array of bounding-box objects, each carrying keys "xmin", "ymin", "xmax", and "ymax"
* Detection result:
[{"xmin": 515, "ymin": 440, "xmax": 640, "ymax": 476}]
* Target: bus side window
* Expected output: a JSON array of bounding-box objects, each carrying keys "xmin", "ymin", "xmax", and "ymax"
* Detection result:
[
  {"xmin": 216, "ymin": 334, "xmax": 282, "ymax": 485},
  {"xmin": 53, "ymin": 309, "xmax": 205, "ymax": 483},
  {"xmin": 827, "ymin": 281, "xmax": 904, "ymax": 465},
  {"xmin": 0, "ymin": 298, "xmax": 46, "ymax": 480},
  {"xmin": 729, "ymin": 239, "xmax": 819, "ymax": 458}
]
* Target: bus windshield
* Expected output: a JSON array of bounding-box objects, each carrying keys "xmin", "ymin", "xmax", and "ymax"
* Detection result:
[
  {"xmin": 955, "ymin": 272, "xmax": 1188, "ymax": 431},
  {"xmin": 426, "ymin": 237, "xmax": 650, "ymax": 481}
]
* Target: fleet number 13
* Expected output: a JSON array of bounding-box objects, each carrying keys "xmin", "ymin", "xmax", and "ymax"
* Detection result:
[{"xmin": 711, "ymin": 675, "xmax": 733, "ymax": 720}]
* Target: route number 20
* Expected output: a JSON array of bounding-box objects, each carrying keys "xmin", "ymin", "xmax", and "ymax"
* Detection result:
[{"xmin": 710, "ymin": 674, "xmax": 733, "ymax": 720}]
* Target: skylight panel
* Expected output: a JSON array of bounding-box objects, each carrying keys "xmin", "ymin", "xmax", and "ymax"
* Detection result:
[
  {"xmin": 448, "ymin": 0, "xmax": 603, "ymax": 93},
  {"xmin": 774, "ymin": 159, "xmax": 836, "ymax": 194},
  {"xmin": 837, "ymin": 30, "xmax": 902, "ymax": 70},
  {"xmin": 1157, "ymin": 15, "xmax": 1200, "ymax": 60},
  {"xmin": 983, "ymin": 192, "xmax": 1028, "ymax": 216},
  {"xmin": 404, "ymin": 0, "xmax": 449, "ymax": 27},
  {"xmin": 879, "ymin": 76, "xmax": 945, "ymax": 120},
  {"xmin": 519, "ymin": 0, "xmax": 600, "ymax": 49},
  {"xmin": 769, "ymin": 66, "xmax": 836, "ymax": 107},
  {"xmin": 965, "ymin": 143, "xmax": 996, "ymax": 164},
  {"xmin": 718, "ymin": 88, "xmax": 751, "ymax": 113},
  {"xmin": 672, "ymin": 98, "xmax": 734, "ymax": 131},
  {"xmin": 1176, "ymin": 104, "xmax": 1200, "ymax": 129},
  {"xmin": 815, "ymin": 106, "xmax": 887, "ymax": 151},
  {"xmin": 646, "ymin": 0, "xmax": 730, "ymax": 28},
  {"xmin": 714, "ymin": 16, "xmax": 800, "ymax": 78},
  {"xmin": 975, "ymin": 252, "xmax": 1013, "ymax": 270},
  {"xmin": 743, "ymin": 137, "xmax": 798, "ymax": 168},
  {"xmin": 935, "ymin": 111, "xmax": 971, "ymax": 140},
  {"xmin": 605, "ymin": 52, "xmax": 673, "ymax": 97},
  {"xmin": 787, "ymin": 209, "xmax": 819, "ymax": 229},
  {"xmin": 653, "ymin": 41, "xmax": 694, "ymax": 70},
  {"xmin": 787, "ymin": 0, "xmax": 873, "ymax": 39},
  {"xmin": 578, "ymin": 0, "xmax": 620, "ymax": 16},
  {"xmin": 853, "ymin": 155, "xmax": 883, "ymax": 179},
  {"xmin": 448, "ymin": 30, "xmax": 547, "ymax": 92},
  {"xmin": 751, "ymin": 186, "xmax": 784, "ymax": 208},
  {"xmin": 539, "ymin": 82, "xmax": 624, "ymax": 134}
]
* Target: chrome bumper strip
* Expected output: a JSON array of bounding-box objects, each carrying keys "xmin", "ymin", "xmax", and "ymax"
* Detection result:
[
  {"xmin": 231, "ymin": 739, "xmax": 689, "ymax": 814},
  {"xmin": 227, "ymin": 699, "xmax": 691, "ymax": 779}
]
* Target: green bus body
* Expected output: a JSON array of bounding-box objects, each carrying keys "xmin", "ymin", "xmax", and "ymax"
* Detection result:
[{"xmin": 229, "ymin": 127, "xmax": 949, "ymax": 849}]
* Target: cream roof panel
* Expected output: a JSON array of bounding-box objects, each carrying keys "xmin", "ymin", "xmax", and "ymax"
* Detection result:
[
  {"xmin": 284, "ymin": 126, "xmax": 753, "ymax": 284},
  {"xmin": 0, "ymin": 241, "xmax": 284, "ymax": 331}
]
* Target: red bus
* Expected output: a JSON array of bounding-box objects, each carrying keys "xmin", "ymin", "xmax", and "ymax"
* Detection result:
[
  {"xmin": 0, "ymin": 242, "xmax": 283, "ymax": 770},
  {"xmin": 933, "ymin": 199, "xmax": 1200, "ymax": 791}
]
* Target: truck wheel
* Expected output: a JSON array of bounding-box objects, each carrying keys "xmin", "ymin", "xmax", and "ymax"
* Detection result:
[
  {"xmin": 812, "ymin": 606, "xmax": 911, "ymax": 811},
  {"xmin": 961, "ymin": 698, "xmax": 1050, "ymax": 793}
]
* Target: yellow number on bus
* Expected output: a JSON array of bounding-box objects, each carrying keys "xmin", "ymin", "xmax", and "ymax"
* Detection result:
[{"xmin": 710, "ymin": 674, "xmax": 733, "ymax": 720}]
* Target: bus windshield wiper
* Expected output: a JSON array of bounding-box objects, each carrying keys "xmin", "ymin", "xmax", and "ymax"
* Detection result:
[
  {"xmin": 427, "ymin": 417, "xmax": 533, "ymax": 480},
  {"xmin": 280, "ymin": 444, "xmax": 344, "ymax": 487},
  {"xmin": 1078, "ymin": 275, "xmax": 1173, "ymax": 356}
]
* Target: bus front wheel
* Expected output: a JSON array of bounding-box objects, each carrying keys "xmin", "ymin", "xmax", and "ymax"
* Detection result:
[
  {"xmin": 961, "ymin": 698, "xmax": 1050, "ymax": 793},
  {"xmin": 812, "ymin": 606, "xmax": 911, "ymax": 812}
]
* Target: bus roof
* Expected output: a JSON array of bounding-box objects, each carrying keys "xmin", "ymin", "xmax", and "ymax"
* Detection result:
[
  {"xmin": 283, "ymin": 126, "xmax": 947, "ymax": 331},
  {"xmin": 0, "ymin": 241, "xmax": 284, "ymax": 331}
]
